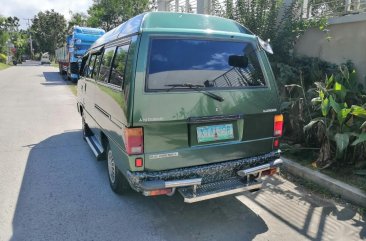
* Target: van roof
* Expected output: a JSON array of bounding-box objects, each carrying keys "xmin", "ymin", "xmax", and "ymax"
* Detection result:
[{"xmin": 90, "ymin": 12, "xmax": 253, "ymax": 49}]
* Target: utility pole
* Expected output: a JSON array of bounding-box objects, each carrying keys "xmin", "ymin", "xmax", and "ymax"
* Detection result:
[{"xmin": 23, "ymin": 18, "xmax": 33, "ymax": 60}]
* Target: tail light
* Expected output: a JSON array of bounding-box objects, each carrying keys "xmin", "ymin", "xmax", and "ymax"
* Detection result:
[
  {"xmin": 262, "ymin": 167, "xmax": 278, "ymax": 176},
  {"xmin": 124, "ymin": 127, "xmax": 143, "ymax": 155},
  {"xmin": 135, "ymin": 158, "xmax": 143, "ymax": 167},
  {"xmin": 274, "ymin": 114, "xmax": 284, "ymax": 137},
  {"xmin": 273, "ymin": 139, "xmax": 279, "ymax": 149},
  {"xmin": 144, "ymin": 188, "xmax": 173, "ymax": 196}
]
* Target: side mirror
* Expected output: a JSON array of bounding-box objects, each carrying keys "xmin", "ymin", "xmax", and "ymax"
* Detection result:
[
  {"xmin": 228, "ymin": 55, "xmax": 248, "ymax": 68},
  {"xmin": 258, "ymin": 37, "xmax": 273, "ymax": 54}
]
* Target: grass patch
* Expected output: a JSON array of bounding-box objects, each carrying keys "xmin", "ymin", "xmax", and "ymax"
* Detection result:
[
  {"xmin": 321, "ymin": 167, "xmax": 366, "ymax": 193},
  {"xmin": 0, "ymin": 62, "xmax": 10, "ymax": 70},
  {"xmin": 68, "ymin": 83, "xmax": 77, "ymax": 96},
  {"xmin": 51, "ymin": 61, "xmax": 58, "ymax": 68},
  {"xmin": 281, "ymin": 143, "xmax": 366, "ymax": 193}
]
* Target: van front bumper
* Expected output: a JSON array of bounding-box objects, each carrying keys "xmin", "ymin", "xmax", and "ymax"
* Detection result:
[{"xmin": 126, "ymin": 150, "xmax": 281, "ymax": 193}]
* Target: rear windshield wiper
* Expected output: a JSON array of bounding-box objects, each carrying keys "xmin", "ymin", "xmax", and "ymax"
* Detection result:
[{"xmin": 165, "ymin": 83, "xmax": 224, "ymax": 102}]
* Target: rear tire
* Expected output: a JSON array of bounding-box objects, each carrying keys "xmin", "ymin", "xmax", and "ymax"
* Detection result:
[{"xmin": 106, "ymin": 144, "xmax": 131, "ymax": 194}]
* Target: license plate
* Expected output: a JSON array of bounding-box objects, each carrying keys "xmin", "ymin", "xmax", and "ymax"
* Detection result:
[{"xmin": 197, "ymin": 124, "xmax": 234, "ymax": 143}]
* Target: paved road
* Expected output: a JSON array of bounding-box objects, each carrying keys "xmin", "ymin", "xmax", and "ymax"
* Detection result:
[{"xmin": 0, "ymin": 62, "xmax": 365, "ymax": 241}]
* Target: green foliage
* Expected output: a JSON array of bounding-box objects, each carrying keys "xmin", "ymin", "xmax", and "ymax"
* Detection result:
[
  {"xmin": 234, "ymin": 0, "xmax": 282, "ymax": 41},
  {"xmin": 10, "ymin": 30, "xmax": 29, "ymax": 61},
  {"xmin": 222, "ymin": 1, "xmax": 327, "ymax": 64},
  {"xmin": 0, "ymin": 16, "xmax": 20, "ymax": 33},
  {"xmin": 87, "ymin": 0, "xmax": 150, "ymax": 31},
  {"xmin": 275, "ymin": 56, "xmax": 345, "ymax": 145},
  {"xmin": 0, "ymin": 53, "xmax": 6, "ymax": 63},
  {"xmin": 0, "ymin": 16, "xmax": 20, "ymax": 54},
  {"xmin": 67, "ymin": 11, "xmax": 89, "ymax": 31},
  {"xmin": 272, "ymin": 2, "xmax": 328, "ymax": 63},
  {"xmin": 304, "ymin": 67, "xmax": 366, "ymax": 167},
  {"xmin": 31, "ymin": 10, "xmax": 67, "ymax": 56},
  {"xmin": 274, "ymin": 56, "xmax": 339, "ymax": 90},
  {"xmin": 352, "ymin": 133, "xmax": 366, "ymax": 146}
]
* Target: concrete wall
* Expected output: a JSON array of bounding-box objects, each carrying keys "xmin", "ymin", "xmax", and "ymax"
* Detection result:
[{"xmin": 295, "ymin": 14, "xmax": 366, "ymax": 82}]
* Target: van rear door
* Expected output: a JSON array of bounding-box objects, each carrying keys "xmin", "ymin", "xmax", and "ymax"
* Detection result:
[{"xmin": 133, "ymin": 36, "xmax": 280, "ymax": 171}]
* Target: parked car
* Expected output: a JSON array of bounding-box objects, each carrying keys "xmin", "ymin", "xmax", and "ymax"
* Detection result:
[
  {"xmin": 40, "ymin": 52, "xmax": 50, "ymax": 65},
  {"xmin": 77, "ymin": 12, "xmax": 283, "ymax": 203}
]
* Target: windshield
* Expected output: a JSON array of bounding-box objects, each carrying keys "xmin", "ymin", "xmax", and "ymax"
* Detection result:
[{"xmin": 146, "ymin": 38, "xmax": 266, "ymax": 91}]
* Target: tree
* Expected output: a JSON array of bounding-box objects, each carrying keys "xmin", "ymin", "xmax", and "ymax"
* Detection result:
[
  {"xmin": 30, "ymin": 10, "xmax": 67, "ymax": 56},
  {"xmin": 67, "ymin": 11, "xmax": 88, "ymax": 32},
  {"xmin": 87, "ymin": 0, "xmax": 150, "ymax": 31},
  {"xmin": 0, "ymin": 16, "xmax": 20, "ymax": 54},
  {"xmin": 234, "ymin": 0, "xmax": 282, "ymax": 41},
  {"xmin": 12, "ymin": 30, "xmax": 30, "ymax": 60}
]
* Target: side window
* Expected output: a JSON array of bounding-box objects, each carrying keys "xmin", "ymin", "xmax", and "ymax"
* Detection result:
[
  {"xmin": 98, "ymin": 47, "xmax": 116, "ymax": 82},
  {"xmin": 92, "ymin": 54, "xmax": 102, "ymax": 79},
  {"xmin": 80, "ymin": 55, "xmax": 89, "ymax": 77},
  {"xmin": 110, "ymin": 45, "xmax": 129, "ymax": 87},
  {"xmin": 86, "ymin": 55, "xmax": 96, "ymax": 78}
]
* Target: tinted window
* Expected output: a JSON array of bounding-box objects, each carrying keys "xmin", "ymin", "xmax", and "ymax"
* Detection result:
[
  {"xmin": 92, "ymin": 54, "xmax": 102, "ymax": 78},
  {"xmin": 85, "ymin": 55, "xmax": 96, "ymax": 78},
  {"xmin": 110, "ymin": 45, "xmax": 129, "ymax": 87},
  {"xmin": 98, "ymin": 47, "xmax": 116, "ymax": 82},
  {"xmin": 147, "ymin": 39, "xmax": 266, "ymax": 90},
  {"xmin": 80, "ymin": 55, "xmax": 89, "ymax": 77}
]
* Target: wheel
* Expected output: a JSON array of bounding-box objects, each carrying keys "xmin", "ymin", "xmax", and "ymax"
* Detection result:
[
  {"xmin": 82, "ymin": 113, "xmax": 91, "ymax": 140},
  {"xmin": 106, "ymin": 144, "xmax": 131, "ymax": 194}
]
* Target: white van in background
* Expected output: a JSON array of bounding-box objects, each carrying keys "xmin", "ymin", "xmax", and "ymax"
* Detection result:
[{"xmin": 41, "ymin": 52, "xmax": 50, "ymax": 65}]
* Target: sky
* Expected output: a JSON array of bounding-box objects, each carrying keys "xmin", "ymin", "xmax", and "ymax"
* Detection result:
[{"xmin": 0, "ymin": 0, "xmax": 93, "ymax": 29}]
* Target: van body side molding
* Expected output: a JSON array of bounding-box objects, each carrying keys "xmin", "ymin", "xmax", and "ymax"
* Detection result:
[{"xmin": 94, "ymin": 104, "xmax": 110, "ymax": 118}]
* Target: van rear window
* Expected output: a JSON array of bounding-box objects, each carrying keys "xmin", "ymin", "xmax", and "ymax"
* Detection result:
[{"xmin": 146, "ymin": 38, "xmax": 266, "ymax": 91}]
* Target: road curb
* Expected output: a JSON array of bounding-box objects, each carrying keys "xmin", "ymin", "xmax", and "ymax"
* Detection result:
[{"xmin": 282, "ymin": 157, "xmax": 366, "ymax": 208}]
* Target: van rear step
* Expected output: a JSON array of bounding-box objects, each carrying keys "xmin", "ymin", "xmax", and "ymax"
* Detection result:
[
  {"xmin": 85, "ymin": 135, "xmax": 104, "ymax": 160},
  {"xmin": 178, "ymin": 178, "xmax": 262, "ymax": 203}
]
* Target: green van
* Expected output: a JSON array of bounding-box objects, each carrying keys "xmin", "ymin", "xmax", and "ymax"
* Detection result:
[{"xmin": 77, "ymin": 12, "xmax": 283, "ymax": 203}]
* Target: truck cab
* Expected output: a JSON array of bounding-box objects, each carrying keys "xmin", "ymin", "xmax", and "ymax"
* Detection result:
[{"xmin": 55, "ymin": 26, "xmax": 105, "ymax": 82}]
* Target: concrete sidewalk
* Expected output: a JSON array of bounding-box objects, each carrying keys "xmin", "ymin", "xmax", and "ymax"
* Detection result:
[{"xmin": 282, "ymin": 157, "xmax": 366, "ymax": 208}]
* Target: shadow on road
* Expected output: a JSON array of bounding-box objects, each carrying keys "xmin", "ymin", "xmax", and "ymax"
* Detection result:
[
  {"xmin": 243, "ymin": 175, "xmax": 366, "ymax": 240},
  {"xmin": 41, "ymin": 72, "xmax": 69, "ymax": 86},
  {"xmin": 10, "ymin": 131, "xmax": 268, "ymax": 241}
]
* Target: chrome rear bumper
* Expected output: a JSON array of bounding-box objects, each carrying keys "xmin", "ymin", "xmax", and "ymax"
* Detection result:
[
  {"xmin": 127, "ymin": 154, "xmax": 282, "ymax": 202},
  {"xmin": 237, "ymin": 158, "xmax": 283, "ymax": 176},
  {"xmin": 126, "ymin": 150, "xmax": 281, "ymax": 193}
]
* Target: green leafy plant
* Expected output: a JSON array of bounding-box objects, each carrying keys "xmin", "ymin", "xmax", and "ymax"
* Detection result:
[
  {"xmin": 276, "ymin": 57, "xmax": 343, "ymax": 144},
  {"xmin": 304, "ymin": 66, "xmax": 366, "ymax": 168},
  {"xmin": 0, "ymin": 53, "xmax": 6, "ymax": 63}
]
